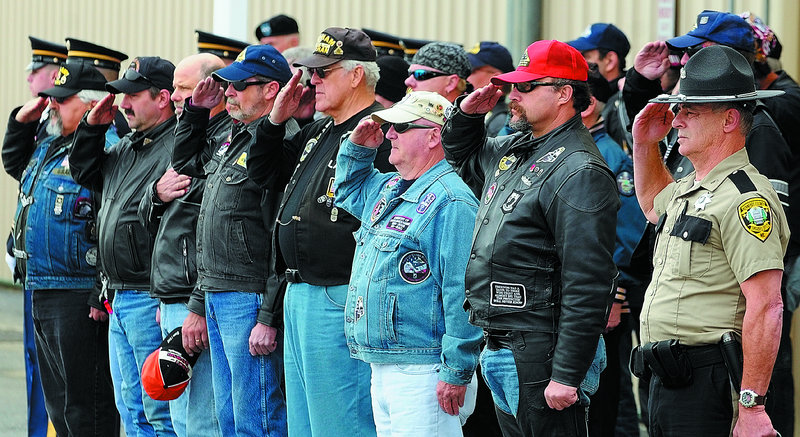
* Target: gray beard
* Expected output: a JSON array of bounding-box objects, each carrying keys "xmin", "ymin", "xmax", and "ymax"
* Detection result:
[
  {"xmin": 46, "ymin": 116, "xmax": 62, "ymax": 136},
  {"xmin": 509, "ymin": 118, "xmax": 531, "ymax": 133}
]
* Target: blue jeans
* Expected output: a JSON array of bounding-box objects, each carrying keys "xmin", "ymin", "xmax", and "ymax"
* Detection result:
[
  {"xmin": 32, "ymin": 289, "xmax": 116, "ymax": 436},
  {"xmin": 109, "ymin": 289, "xmax": 175, "ymax": 437},
  {"xmin": 370, "ymin": 363, "xmax": 463, "ymax": 437},
  {"xmin": 160, "ymin": 302, "xmax": 220, "ymax": 437},
  {"xmin": 284, "ymin": 282, "xmax": 376, "ymax": 437},
  {"xmin": 23, "ymin": 289, "xmax": 48, "ymax": 437},
  {"xmin": 205, "ymin": 291, "xmax": 286, "ymax": 437}
]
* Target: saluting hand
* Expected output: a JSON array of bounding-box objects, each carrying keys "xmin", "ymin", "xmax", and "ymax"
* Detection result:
[
  {"xmin": 87, "ymin": 93, "xmax": 118, "ymax": 126},
  {"xmin": 269, "ymin": 70, "xmax": 304, "ymax": 124},
  {"xmin": 349, "ymin": 117, "xmax": 384, "ymax": 149},
  {"xmin": 192, "ymin": 77, "xmax": 224, "ymax": 109},
  {"xmin": 156, "ymin": 167, "xmax": 191, "ymax": 203},
  {"xmin": 634, "ymin": 41, "xmax": 672, "ymax": 81},
  {"xmin": 15, "ymin": 97, "xmax": 49, "ymax": 124},
  {"xmin": 632, "ymin": 102, "xmax": 674, "ymax": 147},
  {"xmin": 460, "ymin": 84, "xmax": 504, "ymax": 115}
]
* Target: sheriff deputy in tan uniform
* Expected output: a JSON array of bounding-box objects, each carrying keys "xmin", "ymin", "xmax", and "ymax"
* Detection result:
[{"xmin": 631, "ymin": 45, "xmax": 788, "ymax": 437}]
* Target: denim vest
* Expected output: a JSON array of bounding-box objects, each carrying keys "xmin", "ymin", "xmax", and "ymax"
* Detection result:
[
  {"xmin": 334, "ymin": 140, "xmax": 483, "ymax": 386},
  {"xmin": 14, "ymin": 129, "xmax": 119, "ymax": 290}
]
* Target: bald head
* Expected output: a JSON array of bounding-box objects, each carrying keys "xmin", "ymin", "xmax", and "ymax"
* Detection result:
[{"xmin": 172, "ymin": 53, "xmax": 226, "ymax": 116}]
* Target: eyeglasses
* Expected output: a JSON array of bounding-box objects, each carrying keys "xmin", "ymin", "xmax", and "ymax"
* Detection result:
[
  {"xmin": 513, "ymin": 81, "xmax": 559, "ymax": 93},
  {"xmin": 685, "ymin": 43, "xmax": 716, "ymax": 59},
  {"xmin": 387, "ymin": 122, "xmax": 435, "ymax": 133},
  {"xmin": 124, "ymin": 68, "xmax": 154, "ymax": 87},
  {"xmin": 227, "ymin": 80, "xmax": 269, "ymax": 91},
  {"xmin": 409, "ymin": 69, "xmax": 449, "ymax": 81},
  {"xmin": 310, "ymin": 66, "xmax": 344, "ymax": 79}
]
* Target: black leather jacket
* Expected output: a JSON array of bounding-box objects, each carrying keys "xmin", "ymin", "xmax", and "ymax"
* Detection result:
[
  {"xmin": 137, "ymin": 110, "xmax": 231, "ymax": 302},
  {"xmin": 172, "ymin": 103, "xmax": 298, "ymax": 326},
  {"xmin": 70, "ymin": 116, "xmax": 177, "ymax": 291},
  {"xmin": 442, "ymin": 105, "xmax": 619, "ymax": 387}
]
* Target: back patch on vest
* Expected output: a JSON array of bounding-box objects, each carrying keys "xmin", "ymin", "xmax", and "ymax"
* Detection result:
[{"xmin": 490, "ymin": 281, "xmax": 526, "ymax": 308}]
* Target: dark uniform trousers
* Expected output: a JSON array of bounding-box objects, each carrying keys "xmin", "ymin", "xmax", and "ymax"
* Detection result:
[
  {"xmin": 647, "ymin": 361, "xmax": 734, "ymax": 436},
  {"xmin": 488, "ymin": 330, "xmax": 589, "ymax": 437}
]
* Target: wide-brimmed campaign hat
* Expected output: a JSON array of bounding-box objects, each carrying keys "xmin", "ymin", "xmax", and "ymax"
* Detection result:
[{"xmin": 649, "ymin": 45, "xmax": 783, "ymax": 104}]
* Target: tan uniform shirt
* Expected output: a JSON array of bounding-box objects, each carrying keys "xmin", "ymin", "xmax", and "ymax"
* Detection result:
[{"xmin": 641, "ymin": 148, "xmax": 789, "ymax": 346}]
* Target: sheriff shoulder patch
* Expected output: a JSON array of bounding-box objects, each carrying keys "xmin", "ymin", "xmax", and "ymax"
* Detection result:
[{"xmin": 738, "ymin": 197, "xmax": 772, "ymax": 242}]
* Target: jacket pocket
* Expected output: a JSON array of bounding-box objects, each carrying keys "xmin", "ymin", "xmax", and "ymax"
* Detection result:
[
  {"xmin": 386, "ymin": 293, "xmax": 398, "ymax": 343},
  {"xmin": 370, "ymin": 235, "xmax": 401, "ymax": 281},
  {"xmin": 231, "ymin": 220, "xmax": 254, "ymax": 265},
  {"xmin": 214, "ymin": 166, "xmax": 248, "ymax": 211},
  {"xmin": 126, "ymin": 224, "xmax": 143, "ymax": 272},
  {"xmin": 181, "ymin": 236, "xmax": 191, "ymax": 285}
]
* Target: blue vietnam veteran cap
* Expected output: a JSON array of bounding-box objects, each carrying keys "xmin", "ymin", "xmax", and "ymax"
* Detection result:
[{"xmin": 211, "ymin": 44, "xmax": 292, "ymax": 84}]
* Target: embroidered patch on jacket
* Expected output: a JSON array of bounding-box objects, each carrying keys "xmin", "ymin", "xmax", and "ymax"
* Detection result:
[
  {"xmin": 354, "ymin": 296, "xmax": 364, "ymax": 323},
  {"xmin": 616, "ymin": 171, "xmax": 635, "ymax": 196},
  {"xmin": 371, "ymin": 197, "xmax": 387, "ymax": 223},
  {"xmin": 300, "ymin": 138, "xmax": 316, "ymax": 162},
  {"xmin": 485, "ymin": 182, "xmax": 498, "ymax": 204},
  {"xmin": 85, "ymin": 247, "xmax": 97, "ymax": 266},
  {"xmin": 235, "ymin": 152, "xmax": 247, "ymax": 168},
  {"xmin": 490, "ymin": 282, "xmax": 526, "ymax": 308},
  {"xmin": 387, "ymin": 215, "xmax": 412, "ymax": 232},
  {"xmin": 386, "ymin": 175, "xmax": 402, "ymax": 189},
  {"xmin": 501, "ymin": 190, "xmax": 524, "ymax": 213},
  {"xmin": 738, "ymin": 197, "xmax": 772, "ymax": 242},
  {"xmin": 399, "ymin": 251, "xmax": 430, "ymax": 284},
  {"xmin": 498, "ymin": 154, "xmax": 517, "ymax": 171},
  {"xmin": 536, "ymin": 146, "xmax": 565, "ymax": 163},
  {"xmin": 416, "ymin": 192, "xmax": 436, "ymax": 214}
]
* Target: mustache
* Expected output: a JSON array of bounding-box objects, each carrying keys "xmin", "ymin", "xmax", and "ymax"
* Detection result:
[{"xmin": 124, "ymin": 109, "xmax": 135, "ymax": 117}]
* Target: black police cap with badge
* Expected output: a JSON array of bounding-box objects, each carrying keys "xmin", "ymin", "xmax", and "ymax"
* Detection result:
[
  {"xmin": 362, "ymin": 28, "xmax": 405, "ymax": 58},
  {"xmin": 196, "ymin": 30, "xmax": 249, "ymax": 63},
  {"xmin": 65, "ymin": 37, "xmax": 128, "ymax": 72},
  {"xmin": 38, "ymin": 62, "xmax": 107, "ymax": 99},
  {"xmin": 649, "ymin": 45, "xmax": 783, "ymax": 104},
  {"xmin": 28, "ymin": 36, "xmax": 67, "ymax": 72}
]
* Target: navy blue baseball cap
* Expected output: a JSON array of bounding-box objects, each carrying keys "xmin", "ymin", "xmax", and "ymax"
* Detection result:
[
  {"xmin": 667, "ymin": 10, "xmax": 754, "ymax": 53},
  {"xmin": 212, "ymin": 44, "xmax": 292, "ymax": 83},
  {"xmin": 568, "ymin": 23, "xmax": 630, "ymax": 58},
  {"xmin": 467, "ymin": 42, "xmax": 514, "ymax": 73}
]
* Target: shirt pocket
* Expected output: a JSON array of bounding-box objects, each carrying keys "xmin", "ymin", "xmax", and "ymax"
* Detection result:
[{"xmin": 670, "ymin": 214, "xmax": 713, "ymax": 277}]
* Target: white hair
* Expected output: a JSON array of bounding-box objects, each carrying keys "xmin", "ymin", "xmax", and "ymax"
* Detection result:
[
  {"xmin": 76, "ymin": 89, "xmax": 109, "ymax": 104},
  {"xmin": 340, "ymin": 60, "xmax": 380, "ymax": 91}
]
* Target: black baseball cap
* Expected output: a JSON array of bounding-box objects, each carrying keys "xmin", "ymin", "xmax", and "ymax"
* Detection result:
[
  {"xmin": 255, "ymin": 14, "xmax": 299, "ymax": 40},
  {"xmin": 38, "ymin": 62, "xmax": 107, "ymax": 99},
  {"xmin": 106, "ymin": 57, "xmax": 175, "ymax": 94},
  {"xmin": 295, "ymin": 27, "xmax": 377, "ymax": 68}
]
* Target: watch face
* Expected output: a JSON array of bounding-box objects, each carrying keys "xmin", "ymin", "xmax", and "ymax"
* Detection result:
[{"xmin": 740, "ymin": 390, "xmax": 757, "ymax": 407}]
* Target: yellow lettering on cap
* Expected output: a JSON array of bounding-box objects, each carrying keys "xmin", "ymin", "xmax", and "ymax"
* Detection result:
[
  {"xmin": 468, "ymin": 43, "xmax": 481, "ymax": 54},
  {"xmin": 55, "ymin": 66, "xmax": 70, "ymax": 86},
  {"xmin": 314, "ymin": 33, "xmax": 338, "ymax": 56}
]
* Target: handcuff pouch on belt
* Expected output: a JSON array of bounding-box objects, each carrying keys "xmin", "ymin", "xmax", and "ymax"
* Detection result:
[{"xmin": 631, "ymin": 339, "xmax": 692, "ymax": 388}]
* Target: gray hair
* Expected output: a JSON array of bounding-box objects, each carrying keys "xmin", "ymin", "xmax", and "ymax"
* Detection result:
[
  {"xmin": 76, "ymin": 89, "xmax": 110, "ymax": 104},
  {"xmin": 340, "ymin": 60, "xmax": 380, "ymax": 91}
]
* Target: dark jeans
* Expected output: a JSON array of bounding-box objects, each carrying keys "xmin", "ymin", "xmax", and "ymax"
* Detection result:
[
  {"xmin": 647, "ymin": 362, "xmax": 732, "ymax": 437},
  {"xmin": 766, "ymin": 308, "xmax": 795, "ymax": 436},
  {"xmin": 588, "ymin": 317, "xmax": 626, "ymax": 436},
  {"xmin": 32, "ymin": 289, "xmax": 116, "ymax": 437},
  {"xmin": 495, "ymin": 401, "xmax": 588, "ymax": 437}
]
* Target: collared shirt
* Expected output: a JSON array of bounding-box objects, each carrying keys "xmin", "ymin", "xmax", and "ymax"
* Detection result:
[{"xmin": 642, "ymin": 148, "xmax": 789, "ymax": 345}]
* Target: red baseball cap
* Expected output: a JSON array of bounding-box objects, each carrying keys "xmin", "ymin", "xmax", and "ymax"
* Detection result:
[
  {"xmin": 141, "ymin": 327, "xmax": 200, "ymax": 401},
  {"xmin": 491, "ymin": 40, "xmax": 588, "ymax": 85}
]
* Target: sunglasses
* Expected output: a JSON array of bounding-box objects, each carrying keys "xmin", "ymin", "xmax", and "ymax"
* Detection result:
[
  {"xmin": 513, "ymin": 81, "xmax": 559, "ymax": 93},
  {"xmin": 685, "ymin": 43, "xmax": 717, "ymax": 59},
  {"xmin": 387, "ymin": 122, "xmax": 435, "ymax": 133},
  {"xmin": 49, "ymin": 95, "xmax": 73, "ymax": 104},
  {"xmin": 124, "ymin": 68, "xmax": 154, "ymax": 87},
  {"xmin": 310, "ymin": 66, "xmax": 344, "ymax": 79},
  {"xmin": 227, "ymin": 80, "xmax": 269, "ymax": 91},
  {"xmin": 409, "ymin": 69, "xmax": 449, "ymax": 81}
]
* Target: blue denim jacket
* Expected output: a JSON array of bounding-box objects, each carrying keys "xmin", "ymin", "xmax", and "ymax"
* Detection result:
[
  {"xmin": 15, "ymin": 129, "xmax": 119, "ymax": 290},
  {"xmin": 334, "ymin": 139, "xmax": 484, "ymax": 386}
]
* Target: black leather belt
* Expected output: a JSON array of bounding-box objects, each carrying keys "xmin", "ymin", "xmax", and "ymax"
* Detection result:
[
  {"xmin": 485, "ymin": 329, "xmax": 513, "ymax": 351},
  {"xmin": 285, "ymin": 269, "xmax": 302, "ymax": 283}
]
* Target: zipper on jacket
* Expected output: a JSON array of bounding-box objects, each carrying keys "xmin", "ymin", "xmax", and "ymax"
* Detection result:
[
  {"xmin": 126, "ymin": 224, "xmax": 142, "ymax": 271},
  {"xmin": 182, "ymin": 237, "xmax": 191, "ymax": 285}
]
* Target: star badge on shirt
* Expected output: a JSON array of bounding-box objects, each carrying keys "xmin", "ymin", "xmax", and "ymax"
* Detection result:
[{"xmin": 695, "ymin": 192, "xmax": 713, "ymax": 211}]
